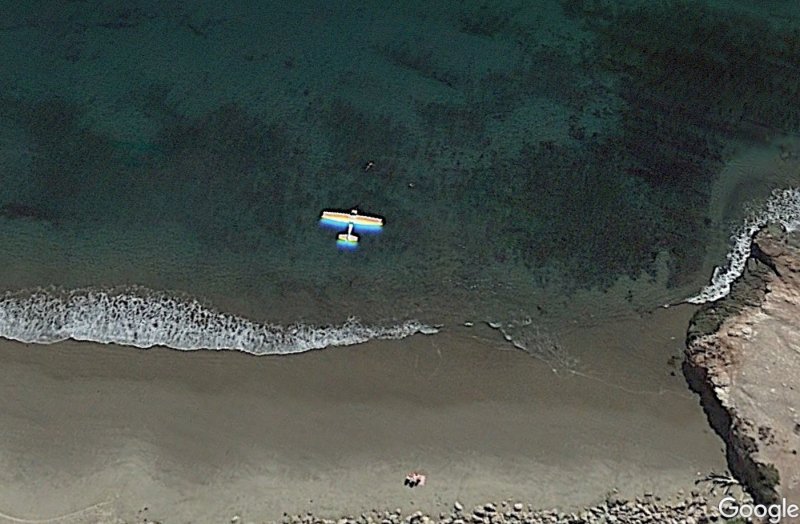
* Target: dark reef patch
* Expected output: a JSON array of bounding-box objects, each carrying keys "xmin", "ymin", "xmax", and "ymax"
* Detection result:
[
  {"xmin": 478, "ymin": 139, "xmax": 658, "ymax": 287},
  {"xmin": 556, "ymin": 0, "xmax": 800, "ymax": 285},
  {"xmin": 378, "ymin": 41, "xmax": 464, "ymax": 89},
  {"xmin": 564, "ymin": 0, "xmax": 800, "ymax": 138},
  {"xmin": 477, "ymin": 46, "xmax": 589, "ymax": 109},
  {"xmin": 416, "ymin": 101, "xmax": 488, "ymax": 148},
  {"xmin": 383, "ymin": 0, "xmax": 800, "ymax": 289},
  {"xmin": 0, "ymin": 203, "xmax": 59, "ymax": 224},
  {"xmin": 0, "ymin": 97, "xmax": 127, "ymax": 221},
  {"xmin": 151, "ymin": 103, "xmax": 298, "ymax": 252},
  {"xmin": 0, "ymin": 94, "xmax": 307, "ymax": 255},
  {"xmin": 457, "ymin": 4, "xmax": 518, "ymax": 38},
  {"xmin": 317, "ymin": 98, "xmax": 414, "ymax": 174}
]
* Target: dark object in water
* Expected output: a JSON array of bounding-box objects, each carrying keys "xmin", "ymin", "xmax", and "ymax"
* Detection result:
[{"xmin": 0, "ymin": 202, "xmax": 58, "ymax": 223}]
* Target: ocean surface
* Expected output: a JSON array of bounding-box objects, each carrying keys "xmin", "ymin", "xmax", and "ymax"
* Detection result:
[{"xmin": 0, "ymin": 0, "xmax": 798, "ymax": 362}]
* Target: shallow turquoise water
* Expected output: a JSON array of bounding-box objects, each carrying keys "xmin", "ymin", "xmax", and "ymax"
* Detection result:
[{"xmin": 0, "ymin": 0, "xmax": 798, "ymax": 356}]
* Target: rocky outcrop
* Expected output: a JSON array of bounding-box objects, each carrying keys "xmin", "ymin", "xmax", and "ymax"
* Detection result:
[
  {"xmin": 685, "ymin": 225, "xmax": 800, "ymax": 505},
  {"xmin": 273, "ymin": 492, "xmax": 718, "ymax": 524}
]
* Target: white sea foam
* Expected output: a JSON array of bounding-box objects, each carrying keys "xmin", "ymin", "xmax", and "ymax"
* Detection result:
[
  {"xmin": 687, "ymin": 188, "xmax": 800, "ymax": 304},
  {"xmin": 0, "ymin": 287, "xmax": 438, "ymax": 354}
]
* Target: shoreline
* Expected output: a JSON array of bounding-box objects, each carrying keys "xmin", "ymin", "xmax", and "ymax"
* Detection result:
[{"xmin": 0, "ymin": 309, "xmax": 725, "ymax": 523}]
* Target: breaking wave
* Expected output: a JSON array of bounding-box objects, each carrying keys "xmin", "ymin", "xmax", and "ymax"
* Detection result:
[
  {"xmin": 0, "ymin": 287, "xmax": 438, "ymax": 354},
  {"xmin": 687, "ymin": 187, "xmax": 800, "ymax": 304}
]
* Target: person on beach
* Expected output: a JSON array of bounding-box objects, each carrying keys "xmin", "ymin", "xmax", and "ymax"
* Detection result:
[{"xmin": 404, "ymin": 472, "xmax": 426, "ymax": 488}]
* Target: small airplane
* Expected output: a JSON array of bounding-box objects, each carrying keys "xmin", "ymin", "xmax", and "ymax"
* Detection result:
[
  {"xmin": 320, "ymin": 208, "xmax": 384, "ymax": 248},
  {"xmin": 320, "ymin": 208, "xmax": 384, "ymax": 229}
]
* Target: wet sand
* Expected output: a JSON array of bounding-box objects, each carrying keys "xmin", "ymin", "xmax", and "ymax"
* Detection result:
[{"xmin": 0, "ymin": 306, "xmax": 725, "ymax": 523}]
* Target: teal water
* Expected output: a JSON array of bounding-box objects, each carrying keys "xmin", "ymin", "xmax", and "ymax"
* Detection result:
[{"xmin": 0, "ymin": 1, "xmax": 798, "ymax": 359}]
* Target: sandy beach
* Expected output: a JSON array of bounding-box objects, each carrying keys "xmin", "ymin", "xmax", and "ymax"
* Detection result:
[{"xmin": 0, "ymin": 306, "xmax": 726, "ymax": 523}]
